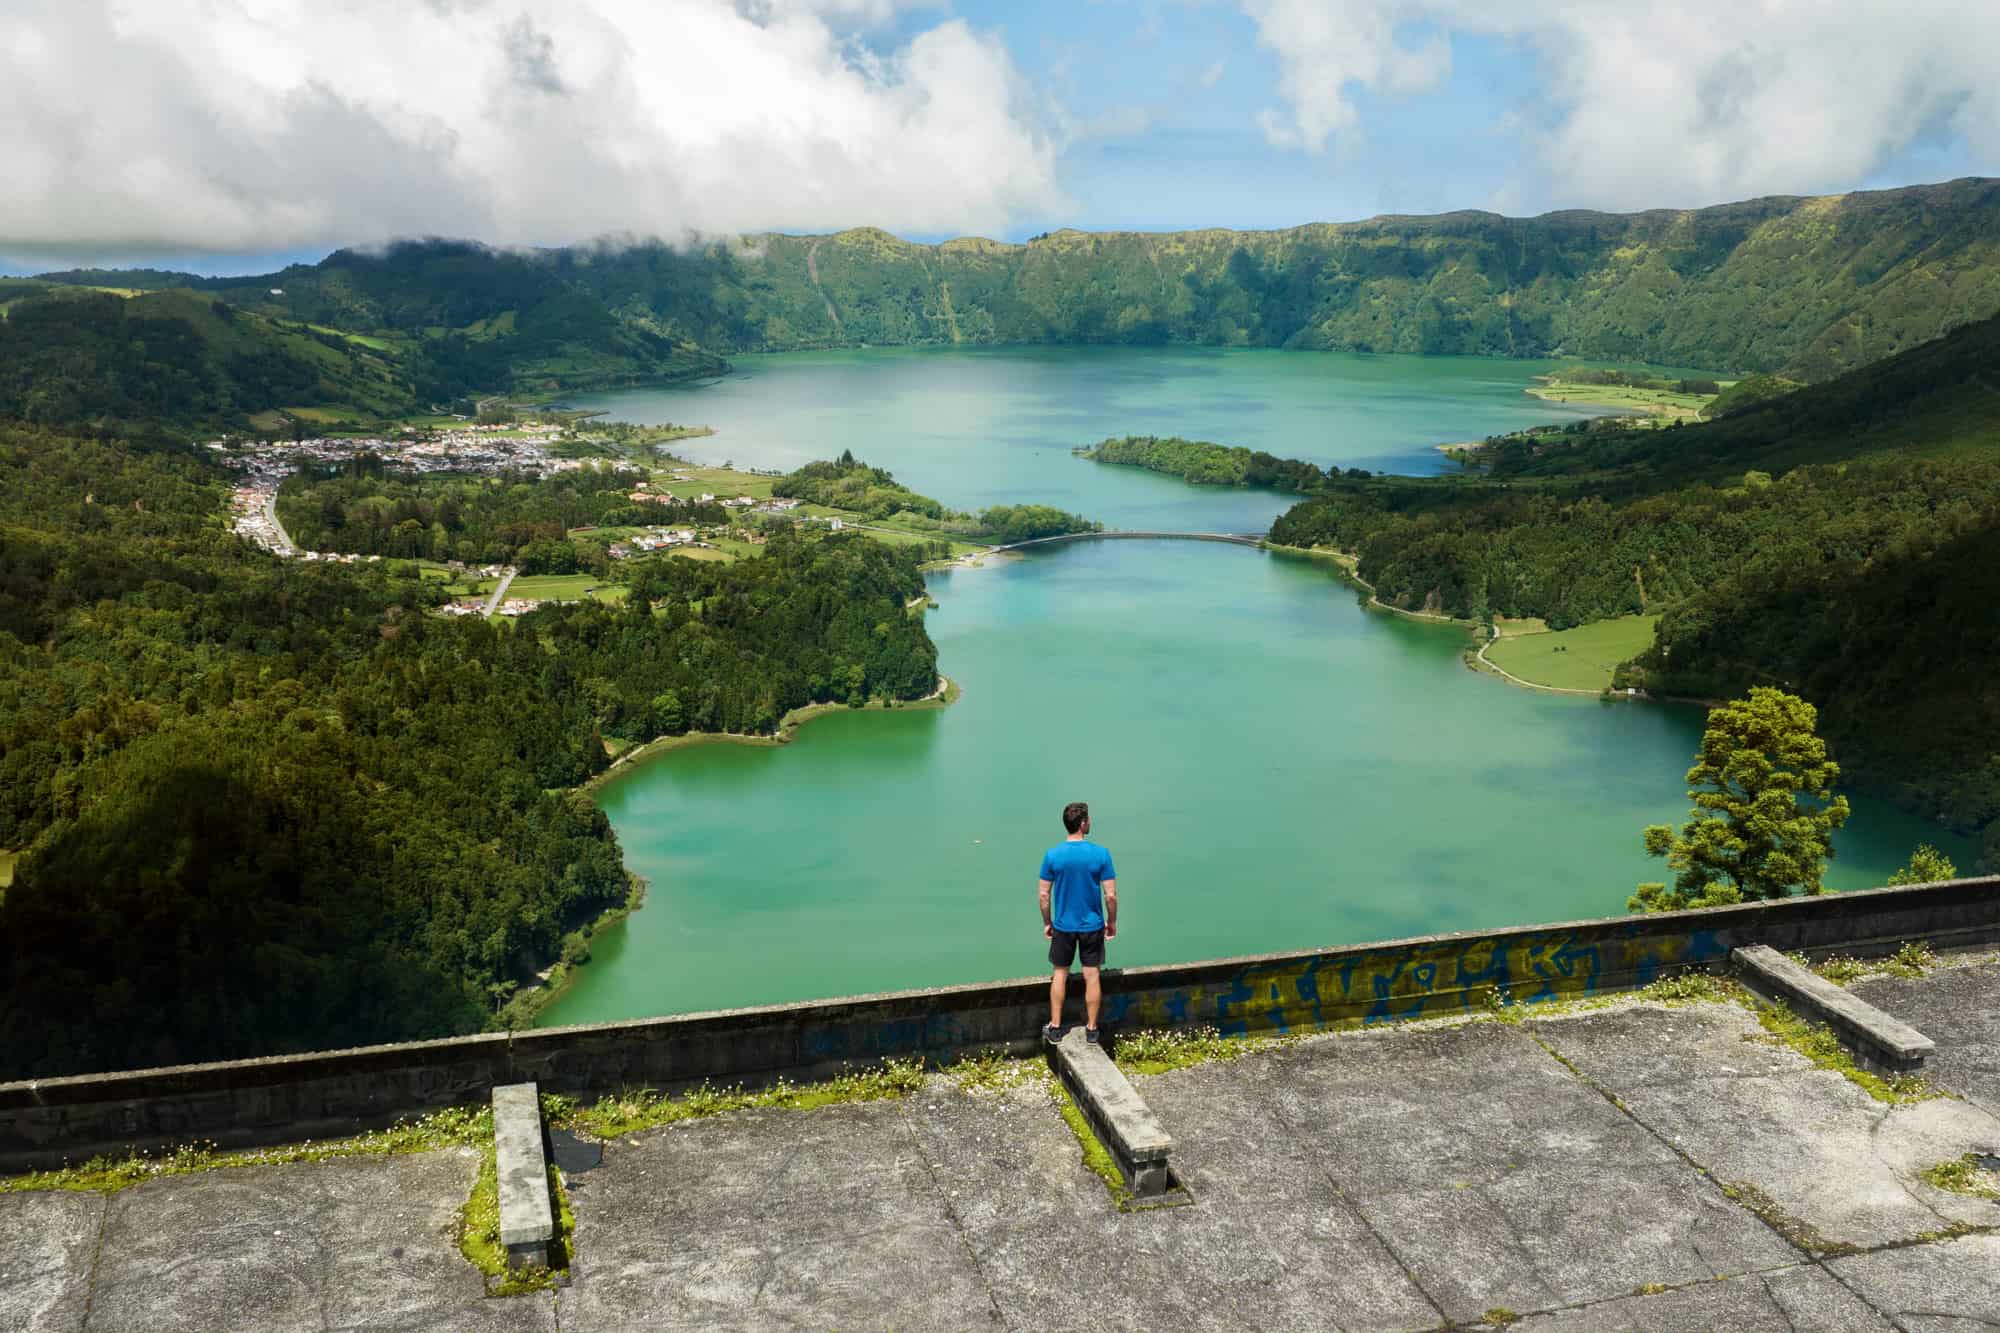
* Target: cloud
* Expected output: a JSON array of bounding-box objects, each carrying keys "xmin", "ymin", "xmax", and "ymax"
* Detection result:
[
  {"xmin": 1240, "ymin": 1, "xmax": 1449, "ymax": 151},
  {"xmin": 1200, "ymin": 59, "xmax": 1226, "ymax": 89},
  {"xmin": 0, "ymin": 0, "xmax": 1059, "ymax": 256},
  {"xmin": 1239, "ymin": 0, "xmax": 2000, "ymax": 211}
]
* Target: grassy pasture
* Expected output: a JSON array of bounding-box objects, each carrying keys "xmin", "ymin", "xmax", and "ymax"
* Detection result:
[
  {"xmin": 506, "ymin": 574, "xmax": 628, "ymax": 604},
  {"xmin": 1485, "ymin": 614, "xmax": 1660, "ymax": 691},
  {"xmin": 1526, "ymin": 381, "xmax": 1720, "ymax": 423}
]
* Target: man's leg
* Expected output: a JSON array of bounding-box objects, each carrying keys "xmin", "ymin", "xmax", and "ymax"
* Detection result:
[
  {"xmin": 1049, "ymin": 967, "xmax": 1068, "ymax": 1028},
  {"xmin": 1082, "ymin": 966, "xmax": 1101, "ymax": 1031}
]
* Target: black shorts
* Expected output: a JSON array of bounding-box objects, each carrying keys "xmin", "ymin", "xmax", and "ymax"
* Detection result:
[{"xmin": 1049, "ymin": 929, "xmax": 1105, "ymax": 969}]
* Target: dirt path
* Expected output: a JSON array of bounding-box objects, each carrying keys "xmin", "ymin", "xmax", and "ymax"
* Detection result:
[{"xmin": 481, "ymin": 567, "xmax": 517, "ymax": 617}]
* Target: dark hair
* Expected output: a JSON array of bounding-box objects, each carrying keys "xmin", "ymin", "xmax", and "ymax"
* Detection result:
[{"xmin": 1062, "ymin": 801, "xmax": 1089, "ymax": 834}]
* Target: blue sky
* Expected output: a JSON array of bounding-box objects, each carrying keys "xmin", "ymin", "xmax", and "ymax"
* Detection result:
[
  {"xmin": 939, "ymin": 0, "xmax": 1995, "ymax": 236},
  {"xmin": 4, "ymin": 0, "xmax": 1996, "ymax": 275}
]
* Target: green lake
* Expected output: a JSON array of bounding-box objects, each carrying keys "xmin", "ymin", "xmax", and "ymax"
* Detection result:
[{"xmin": 540, "ymin": 348, "xmax": 1966, "ymax": 1025}]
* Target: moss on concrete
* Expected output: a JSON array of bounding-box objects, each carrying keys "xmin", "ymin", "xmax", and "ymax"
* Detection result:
[
  {"xmin": 457, "ymin": 1149, "xmax": 574, "ymax": 1296},
  {"xmin": 1748, "ymin": 1002, "xmax": 1943, "ymax": 1105},
  {"xmin": 1921, "ymin": 1154, "xmax": 2000, "ymax": 1199},
  {"xmin": 545, "ymin": 1058, "xmax": 924, "ymax": 1140},
  {"xmin": 1049, "ymin": 1078, "xmax": 1130, "ymax": 1209},
  {"xmin": 0, "ymin": 1104, "xmax": 493, "ymax": 1195},
  {"xmin": 1719, "ymin": 1179, "xmax": 1860, "ymax": 1256}
]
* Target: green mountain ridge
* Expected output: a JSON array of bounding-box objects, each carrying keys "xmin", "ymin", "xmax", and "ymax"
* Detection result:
[
  {"xmin": 36, "ymin": 176, "xmax": 2000, "ymax": 390},
  {"xmin": 546, "ymin": 177, "xmax": 2000, "ymax": 378}
]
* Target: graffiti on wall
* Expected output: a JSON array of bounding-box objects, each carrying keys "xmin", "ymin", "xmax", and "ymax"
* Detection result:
[{"xmin": 1098, "ymin": 925, "xmax": 1730, "ymax": 1037}]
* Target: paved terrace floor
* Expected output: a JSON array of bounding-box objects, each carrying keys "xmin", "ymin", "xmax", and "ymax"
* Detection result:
[{"xmin": 7, "ymin": 959, "xmax": 2000, "ymax": 1332}]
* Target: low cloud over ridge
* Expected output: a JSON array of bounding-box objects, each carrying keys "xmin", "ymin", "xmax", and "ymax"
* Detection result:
[{"xmin": 0, "ymin": 0, "xmax": 1060, "ymax": 257}]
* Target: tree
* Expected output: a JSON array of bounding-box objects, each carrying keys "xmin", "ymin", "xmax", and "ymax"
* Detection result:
[
  {"xmin": 1887, "ymin": 845, "xmax": 1957, "ymax": 886},
  {"xmin": 1630, "ymin": 687, "xmax": 1851, "ymax": 912}
]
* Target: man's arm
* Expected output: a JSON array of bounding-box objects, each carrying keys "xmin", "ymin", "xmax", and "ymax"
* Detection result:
[
  {"xmin": 1038, "ymin": 879, "xmax": 1054, "ymax": 938},
  {"xmin": 1102, "ymin": 878, "xmax": 1117, "ymax": 937}
]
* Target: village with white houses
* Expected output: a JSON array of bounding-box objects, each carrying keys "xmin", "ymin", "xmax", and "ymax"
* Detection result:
[
  {"xmin": 218, "ymin": 419, "xmax": 853, "ymax": 619},
  {"xmin": 219, "ymin": 421, "xmax": 604, "ymax": 562}
]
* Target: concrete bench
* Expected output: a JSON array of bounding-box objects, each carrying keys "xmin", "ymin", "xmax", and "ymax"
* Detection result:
[
  {"xmin": 1051, "ymin": 1031, "xmax": 1175, "ymax": 1197},
  {"xmin": 492, "ymin": 1082, "xmax": 555, "ymax": 1269},
  {"xmin": 1732, "ymin": 944, "xmax": 1936, "ymax": 1074}
]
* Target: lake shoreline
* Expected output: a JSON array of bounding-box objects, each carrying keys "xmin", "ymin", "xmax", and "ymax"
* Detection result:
[
  {"xmin": 580, "ymin": 672, "xmax": 962, "ymax": 797},
  {"xmin": 1266, "ymin": 543, "xmax": 1478, "ymax": 628},
  {"xmin": 512, "ymin": 674, "xmax": 963, "ymax": 1027},
  {"xmin": 1270, "ymin": 542, "xmax": 1696, "ymax": 701}
]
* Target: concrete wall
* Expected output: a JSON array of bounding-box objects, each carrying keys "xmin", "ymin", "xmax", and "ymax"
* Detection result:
[{"xmin": 2, "ymin": 877, "xmax": 1993, "ymax": 1172}]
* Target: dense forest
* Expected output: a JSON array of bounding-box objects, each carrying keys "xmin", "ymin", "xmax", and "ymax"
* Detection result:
[
  {"xmin": 1265, "ymin": 312, "xmax": 2000, "ymax": 867},
  {"xmin": 772, "ymin": 453, "xmax": 1099, "ymax": 542},
  {"xmin": 198, "ymin": 241, "xmax": 725, "ymax": 402},
  {"xmin": 276, "ymin": 458, "xmax": 726, "ymax": 571},
  {"xmin": 0, "ymin": 426, "xmax": 938, "ymax": 1077},
  {"xmin": 35, "ymin": 179, "xmax": 2000, "ymax": 397}
]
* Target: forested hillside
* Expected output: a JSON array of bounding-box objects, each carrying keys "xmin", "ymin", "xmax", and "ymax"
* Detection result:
[
  {"xmin": 200, "ymin": 241, "xmax": 725, "ymax": 400},
  {"xmin": 1265, "ymin": 311, "xmax": 2000, "ymax": 866},
  {"xmin": 1479, "ymin": 311, "xmax": 2000, "ymax": 488},
  {"xmin": 550, "ymin": 178, "xmax": 2000, "ymax": 377},
  {"xmin": 0, "ymin": 426, "xmax": 938, "ymax": 1076},
  {"xmin": 2, "ymin": 245, "xmax": 728, "ymax": 431},
  {"xmin": 0, "ymin": 288, "xmax": 416, "ymax": 430}
]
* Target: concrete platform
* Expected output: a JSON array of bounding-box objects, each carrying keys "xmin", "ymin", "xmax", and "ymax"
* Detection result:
[
  {"xmin": 1852, "ymin": 961, "xmax": 2000, "ymax": 1118},
  {"xmin": 5, "ymin": 958, "xmax": 2000, "ymax": 1331}
]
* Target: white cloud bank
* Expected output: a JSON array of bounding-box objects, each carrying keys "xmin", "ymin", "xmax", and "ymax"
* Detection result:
[
  {"xmin": 1242, "ymin": 0, "xmax": 2000, "ymax": 211},
  {"xmin": 0, "ymin": 0, "xmax": 1059, "ymax": 256}
]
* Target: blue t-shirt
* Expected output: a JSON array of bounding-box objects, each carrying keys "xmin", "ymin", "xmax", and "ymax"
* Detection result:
[{"xmin": 1040, "ymin": 840, "xmax": 1116, "ymax": 933}]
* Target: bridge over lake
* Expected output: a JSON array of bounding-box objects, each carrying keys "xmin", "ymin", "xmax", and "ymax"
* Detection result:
[{"xmin": 988, "ymin": 529, "xmax": 1266, "ymax": 554}]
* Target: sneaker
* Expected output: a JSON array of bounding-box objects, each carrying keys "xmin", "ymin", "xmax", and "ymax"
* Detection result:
[
  {"xmin": 1084, "ymin": 1027, "xmax": 1101, "ymax": 1045},
  {"xmin": 1042, "ymin": 1024, "xmax": 1062, "ymax": 1044}
]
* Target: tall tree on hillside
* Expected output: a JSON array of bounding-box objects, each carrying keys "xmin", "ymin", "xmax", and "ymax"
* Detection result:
[{"xmin": 1630, "ymin": 687, "xmax": 1850, "ymax": 913}]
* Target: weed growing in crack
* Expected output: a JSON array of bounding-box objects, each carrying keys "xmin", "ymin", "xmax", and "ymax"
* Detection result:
[
  {"xmin": 1921, "ymin": 1154, "xmax": 2000, "ymax": 1199},
  {"xmin": 1885, "ymin": 941, "xmax": 1940, "ymax": 979},
  {"xmin": 547, "ymin": 1059, "xmax": 925, "ymax": 1140},
  {"xmin": 1749, "ymin": 1004, "xmax": 1943, "ymax": 1105},
  {"xmin": 0, "ymin": 1105, "xmax": 493, "ymax": 1194},
  {"xmin": 1113, "ymin": 1025, "xmax": 1295, "ymax": 1075},
  {"xmin": 948, "ymin": 1049, "xmax": 1041, "ymax": 1095}
]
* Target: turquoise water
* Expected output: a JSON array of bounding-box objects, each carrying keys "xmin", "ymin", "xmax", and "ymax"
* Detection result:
[
  {"xmin": 587, "ymin": 344, "xmax": 1619, "ymax": 532},
  {"xmin": 539, "ymin": 349, "xmax": 1966, "ymax": 1025}
]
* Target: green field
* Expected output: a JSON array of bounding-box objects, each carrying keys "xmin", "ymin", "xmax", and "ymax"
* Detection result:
[
  {"xmin": 1484, "ymin": 615, "xmax": 1661, "ymax": 691},
  {"xmin": 652, "ymin": 463, "xmax": 777, "ymax": 502},
  {"xmin": 416, "ymin": 561, "xmax": 488, "ymax": 598},
  {"xmin": 506, "ymin": 574, "xmax": 628, "ymax": 604},
  {"xmin": 666, "ymin": 545, "xmax": 734, "ymax": 562},
  {"xmin": 1525, "ymin": 381, "xmax": 1721, "ymax": 423}
]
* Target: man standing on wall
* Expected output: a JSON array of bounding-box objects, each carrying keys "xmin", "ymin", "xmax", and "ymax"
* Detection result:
[{"xmin": 1039, "ymin": 801, "xmax": 1118, "ymax": 1044}]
